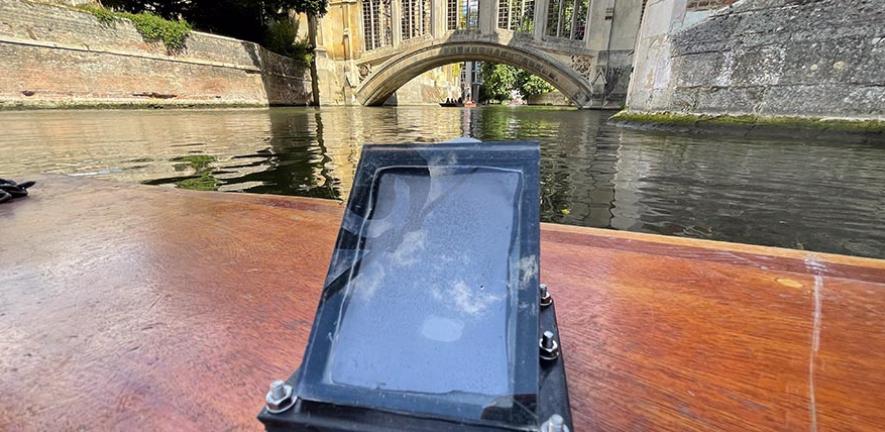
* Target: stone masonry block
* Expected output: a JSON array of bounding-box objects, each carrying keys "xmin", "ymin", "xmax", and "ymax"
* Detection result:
[
  {"xmin": 780, "ymin": 35, "xmax": 867, "ymax": 85},
  {"xmin": 672, "ymin": 52, "xmax": 726, "ymax": 87},
  {"xmin": 761, "ymin": 84, "xmax": 856, "ymax": 116},
  {"xmin": 851, "ymin": 36, "xmax": 885, "ymax": 84},
  {"xmin": 729, "ymin": 44, "xmax": 785, "ymax": 86},
  {"xmin": 693, "ymin": 85, "xmax": 766, "ymax": 113}
]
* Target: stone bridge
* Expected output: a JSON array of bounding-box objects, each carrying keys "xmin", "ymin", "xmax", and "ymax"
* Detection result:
[{"xmin": 347, "ymin": 0, "xmax": 644, "ymax": 108}]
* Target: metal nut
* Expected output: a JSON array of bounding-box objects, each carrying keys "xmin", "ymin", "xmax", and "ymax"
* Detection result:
[
  {"xmin": 265, "ymin": 379, "xmax": 296, "ymax": 413},
  {"xmin": 541, "ymin": 414, "xmax": 569, "ymax": 432},
  {"xmin": 539, "ymin": 284, "xmax": 553, "ymax": 307},
  {"xmin": 539, "ymin": 330, "xmax": 560, "ymax": 361}
]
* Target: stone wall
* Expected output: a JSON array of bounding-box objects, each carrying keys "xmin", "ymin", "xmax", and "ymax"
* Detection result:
[
  {"xmin": 388, "ymin": 65, "xmax": 461, "ymax": 105},
  {"xmin": 581, "ymin": 0, "xmax": 645, "ymax": 107},
  {"xmin": 0, "ymin": 0, "xmax": 311, "ymax": 108},
  {"xmin": 303, "ymin": 0, "xmax": 463, "ymax": 106},
  {"xmin": 526, "ymin": 91, "xmax": 572, "ymax": 106},
  {"xmin": 626, "ymin": 0, "xmax": 885, "ymax": 119}
]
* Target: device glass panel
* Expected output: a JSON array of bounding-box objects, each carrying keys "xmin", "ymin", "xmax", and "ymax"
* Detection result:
[{"xmin": 295, "ymin": 142, "xmax": 540, "ymax": 428}]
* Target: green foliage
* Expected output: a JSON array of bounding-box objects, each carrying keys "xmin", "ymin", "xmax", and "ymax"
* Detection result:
[
  {"xmin": 265, "ymin": 19, "xmax": 312, "ymax": 66},
  {"xmin": 77, "ymin": 5, "xmax": 191, "ymax": 51},
  {"xmin": 171, "ymin": 155, "xmax": 218, "ymax": 191},
  {"xmin": 265, "ymin": 19, "xmax": 298, "ymax": 54},
  {"xmin": 171, "ymin": 155, "xmax": 216, "ymax": 171},
  {"xmin": 177, "ymin": 172, "xmax": 218, "ymax": 191},
  {"xmin": 78, "ymin": 4, "xmax": 118, "ymax": 26},
  {"xmin": 515, "ymin": 71, "xmax": 555, "ymax": 97},
  {"xmin": 119, "ymin": 11, "xmax": 192, "ymax": 51},
  {"xmin": 102, "ymin": 0, "xmax": 327, "ymax": 46},
  {"xmin": 289, "ymin": 0, "xmax": 328, "ymax": 16},
  {"xmin": 480, "ymin": 63, "xmax": 517, "ymax": 102},
  {"xmin": 479, "ymin": 63, "xmax": 557, "ymax": 101}
]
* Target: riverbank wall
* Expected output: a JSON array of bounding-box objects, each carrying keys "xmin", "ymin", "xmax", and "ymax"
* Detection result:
[
  {"xmin": 0, "ymin": 0, "xmax": 311, "ymax": 109},
  {"xmin": 623, "ymin": 0, "xmax": 884, "ymax": 127},
  {"xmin": 526, "ymin": 91, "xmax": 572, "ymax": 106}
]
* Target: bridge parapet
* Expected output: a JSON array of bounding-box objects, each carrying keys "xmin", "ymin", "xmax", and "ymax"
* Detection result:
[{"xmin": 348, "ymin": 0, "xmax": 644, "ymax": 107}]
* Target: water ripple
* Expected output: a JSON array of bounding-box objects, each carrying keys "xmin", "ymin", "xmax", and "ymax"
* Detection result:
[{"xmin": 1, "ymin": 106, "xmax": 883, "ymax": 258}]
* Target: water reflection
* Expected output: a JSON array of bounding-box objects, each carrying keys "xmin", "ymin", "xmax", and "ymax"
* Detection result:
[{"xmin": 2, "ymin": 106, "xmax": 884, "ymax": 258}]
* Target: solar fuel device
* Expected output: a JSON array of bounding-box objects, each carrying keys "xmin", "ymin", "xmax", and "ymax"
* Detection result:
[{"xmin": 259, "ymin": 141, "xmax": 573, "ymax": 432}]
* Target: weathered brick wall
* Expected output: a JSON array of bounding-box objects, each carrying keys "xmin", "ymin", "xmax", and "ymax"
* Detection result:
[
  {"xmin": 0, "ymin": 0, "xmax": 311, "ymax": 108},
  {"xmin": 627, "ymin": 0, "xmax": 884, "ymax": 118}
]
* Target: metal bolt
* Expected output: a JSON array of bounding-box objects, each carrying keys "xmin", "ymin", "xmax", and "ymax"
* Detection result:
[
  {"xmin": 539, "ymin": 283, "xmax": 553, "ymax": 307},
  {"xmin": 541, "ymin": 331, "xmax": 554, "ymax": 348},
  {"xmin": 539, "ymin": 330, "xmax": 560, "ymax": 361},
  {"xmin": 265, "ymin": 379, "xmax": 296, "ymax": 414},
  {"xmin": 270, "ymin": 381, "xmax": 286, "ymax": 399},
  {"xmin": 541, "ymin": 414, "xmax": 569, "ymax": 432}
]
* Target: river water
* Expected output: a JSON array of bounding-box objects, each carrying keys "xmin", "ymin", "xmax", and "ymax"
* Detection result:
[{"xmin": 2, "ymin": 106, "xmax": 883, "ymax": 258}]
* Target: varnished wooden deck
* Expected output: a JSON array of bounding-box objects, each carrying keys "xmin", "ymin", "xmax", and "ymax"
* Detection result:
[{"xmin": 1, "ymin": 176, "xmax": 883, "ymax": 431}]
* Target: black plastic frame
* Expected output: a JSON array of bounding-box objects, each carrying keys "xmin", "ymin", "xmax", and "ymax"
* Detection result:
[
  {"xmin": 259, "ymin": 303, "xmax": 573, "ymax": 432},
  {"xmin": 259, "ymin": 141, "xmax": 573, "ymax": 431}
]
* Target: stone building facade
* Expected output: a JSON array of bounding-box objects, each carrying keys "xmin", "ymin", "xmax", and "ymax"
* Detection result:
[
  {"xmin": 626, "ymin": 0, "xmax": 884, "ymax": 119},
  {"xmin": 304, "ymin": 0, "xmax": 462, "ymax": 105}
]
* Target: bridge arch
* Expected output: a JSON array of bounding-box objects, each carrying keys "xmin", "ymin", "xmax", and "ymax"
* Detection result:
[{"xmin": 355, "ymin": 33, "xmax": 595, "ymax": 108}]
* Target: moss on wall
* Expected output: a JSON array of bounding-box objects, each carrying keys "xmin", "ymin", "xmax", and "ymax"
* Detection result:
[{"xmin": 610, "ymin": 111, "xmax": 885, "ymax": 135}]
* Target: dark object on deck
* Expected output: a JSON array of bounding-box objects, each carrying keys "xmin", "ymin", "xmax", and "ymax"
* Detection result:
[
  {"xmin": 258, "ymin": 142, "xmax": 573, "ymax": 431},
  {"xmin": 0, "ymin": 178, "xmax": 36, "ymax": 203}
]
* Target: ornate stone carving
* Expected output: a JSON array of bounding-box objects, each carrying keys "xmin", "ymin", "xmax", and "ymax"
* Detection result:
[{"xmin": 570, "ymin": 54, "xmax": 594, "ymax": 81}]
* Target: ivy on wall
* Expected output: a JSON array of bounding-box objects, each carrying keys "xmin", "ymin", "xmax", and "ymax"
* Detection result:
[{"xmin": 79, "ymin": 5, "xmax": 191, "ymax": 52}]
